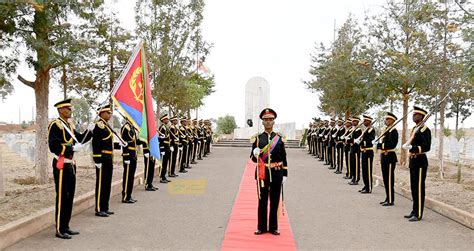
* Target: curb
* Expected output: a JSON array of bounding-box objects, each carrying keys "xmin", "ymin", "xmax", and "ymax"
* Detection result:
[
  {"xmin": 373, "ymin": 174, "xmax": 474, "ymax": 230},
  {"xmin": 0, "ymin": 167, "xmax": 156, "ymax": 250}
]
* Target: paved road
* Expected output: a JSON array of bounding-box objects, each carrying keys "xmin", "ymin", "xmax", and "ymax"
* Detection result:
[
  {"xmin": 287, "ymin": 149, "xmax": 474, "ymax": 250},
  {"xmin": 7, "ymin": 147, "xmax": 473, "ymax": 250}
]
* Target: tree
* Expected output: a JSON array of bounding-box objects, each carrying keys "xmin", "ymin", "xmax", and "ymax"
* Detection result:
[
  {"xmin": 305, "ymin": 17, "xmax": 383, "ymax": 118},
  {"xmin": 217, "ymin": 115, "xmax": 237, "ymax": 135},
  {"xmin": 135, "ymin": 0, "xmax": 212, "ymax": 119},
  {"xmin": 0, "ymin": 1, "xmax": 103, "ymax": 183},
  {"xmin": 368, "ymin": 0, "xmax": 437, "ymax": 166}
]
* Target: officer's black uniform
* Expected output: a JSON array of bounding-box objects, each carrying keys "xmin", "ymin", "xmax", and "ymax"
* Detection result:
[
  {"xmin": 158, "ymin": 115, "xmax": 171, "ymax": 183},
  {"xmin": 329, "ymin": 121, "xmax": 337, "ymax": 169},
  {"xmin": 377, "ymin": 112, "xmax": 398, "ymax": 206},
  {"xmin": 335, "ymin": 120, "xmax": 346, "ymax": 174},
  {"xmin": 186, "ymin": 124, "xmax": 195, "ymax": 166},
  {"xmin": 179, "ymin": 118, "xmax": 189, "ymax": 171},
  {"xmin": 360, "ymin": 115, "xmax": 375, "ymax": 193},
  {"xmin": 251, "ymin": 108, "xmax": 288, "ymax": 235},
  {"xmin": 48, "ymin": 98, "xmax": 92, "ymax": 239},
  {"xmin": 349, "ymin": 117, "xmax": 362, "ymax": 185},
  {"xmin": 121, "ymin": 120, "xmax": 138, "ymax": 203},
  {"xmin": 198, "ymin": 121, "xmax": 205, "ymax": 160},
  {"xmin": 142, "ymin": 140, "xmax": 157, "ymax": 190},
  {"xmin": 343, "ymin": 120, "xmax": 353, "ymax": 179},
  {"xmin": 406, "ymin": 106, "xmax": 431, "ymax": 221},
  {"xmin": 92, "ymin": 105, "xmax": 115, "ymax": 217}
]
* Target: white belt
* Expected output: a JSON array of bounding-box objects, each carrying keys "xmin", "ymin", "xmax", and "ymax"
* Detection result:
[{"xmin": 54, "ymin": 155, "xmax": 74, "ymax": 163}]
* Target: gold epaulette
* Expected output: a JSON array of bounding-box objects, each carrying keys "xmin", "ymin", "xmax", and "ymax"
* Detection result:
[
  {"xmin": 420, "ymin": 126, "xmax": 428, "ymax": 133},
  {"xmin": 97, "ymin": 120, "xmax": 105, "ymax": 129},
  {"xmin": 277, "ymin": 132, "xmax": 287, "ymax": 143},
  {"xmin": 250, "ymin": 133, "xmax": 258, "ymax": 143},
  {"xmin": 55, "ymin": 119, "xmax": 64, "ymax": 130},
  {"xmin": 368, "ymin": 128, "xmax": 373, "ymax": 133}
]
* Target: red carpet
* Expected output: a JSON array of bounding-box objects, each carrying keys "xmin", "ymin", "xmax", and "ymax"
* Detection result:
[{"xmin": 221, "ymin": 159, "xmax": 297, "ymax": 251}]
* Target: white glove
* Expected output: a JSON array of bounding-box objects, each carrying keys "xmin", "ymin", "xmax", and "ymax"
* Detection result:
[
  {"xmin": 119, "ymin": 141, "xmax": 128, "ymax": 147},
  {"xmin": 253, "ymin": 147, "xmax": 261, "ymax": 157},
  {"xmin": 178, "ymin": 147, "xmax": 183, "ymax": 151},
  {"xmin": 204, "ymin": 140, "xmax": 207, "ymax": 143},
  {"xmin": 87, "ymin": 123, "xmax": 95, "ymax": 131},
  {"xmin": 124, "ymin": 160, "xmax": 130, "ymax": 165},
  {"xmin": 95, "ymin": 163, "xmax": 102, "ymax": 169},
  {"xmin": 282, "ymin": 176, "xmax": 287, "ymax": 184},
  {"xmin": 372, "ymin": 139, "xmax": 378, "ymax": 145},
  {"xmin": 144, "ymin": 153, "xmax": 149, "ymax": 157},
  {"xmin": 345, "ymin": 136, "xmax": 350, "ymax": 141},
  {"xmin": 72, "ymin": 143, "xmax": 83, "ymax": 152},
  {"xmin": 170, "ymin": 146, "xmax": 174, "ymax": 152},
  {"xmin": 332, "ymin": 134, "xmax": 337, "ymax": 138},
  {"xmin": 354, "ymin": 139, "xmax": 361, "ymax": 145},
  {"xmin": 402, "ymin": 143, "xmax": 412, "ymax": 150}
]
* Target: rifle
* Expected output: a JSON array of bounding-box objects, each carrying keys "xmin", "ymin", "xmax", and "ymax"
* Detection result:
[
  {"xmin": 355, "ymin": 118, "xmax": 379, "ymax": 143},
  {"xmin": 373, "ymin": 109, "xmax": 413, "ymax": 143}
]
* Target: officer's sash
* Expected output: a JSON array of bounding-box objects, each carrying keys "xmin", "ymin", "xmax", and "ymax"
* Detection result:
[{"xmin": 258, "ymin": 134, "xmax": 281, "ymax": 180}]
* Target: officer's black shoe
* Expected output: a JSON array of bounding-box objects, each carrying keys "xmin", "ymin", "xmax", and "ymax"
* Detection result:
[
  {"xmin": 343, "ymin": 176, "xmax": 351, "ymax": 179},
  {"xmin": 380, "ymin": 200, "xmax": 388, "ymax": 204},
  {"xmin": 271, "ymin": 230, "xmax": 280, "ymax": 235},
  {"xmin": 348, "ymin": 181, "xmax": 358, "ymax": 185},
  {"xmin": 179, "ymin": 169, "xmax": 188, "ymax": 173},
  {"xmin": 64, "ymin": 229, "xmax": 80, "ymax": 235},
  {"xmin": 105, "ymin": 210, "xmax": 114, "ymax": 215},
  {"xmin": 191, "ymin": 161, "xmax": 197, "ymax": 164},
  {"xmin": 360, "ymin": 190, "xmax": 371, "ymax": 194},
  {"xmin": 408, "ymin": 216, "xmax": 421, "ymax": 222},
  {"xmin": 198, "ymin": 158, "xmax": 203, "ymax": 160},
  {"xmin": 145, "ymin": 186, "xmax": 157, "ymax": 191},
  {"xmin": 358, "ymin": 188, "xmax": 365, "ymax": 192},
  {"xmin": 382, "ymin": 202, "xmax": 394, "ymax": 206},
  {"xmin": 130, "ymin": 198, "xmax": 138, "ymax": 203},
  {"xmin": 95, "ymin": 211, "xmax": 109, "ymax": 217},
  {"xmin": 185, "ymin": 165, "xmax": 192, "ymax": 169},
  {"xmin": 404, "ymin": 212, "xmax": 415, "ymax": 218},
  {"xmin": 254, "ymin": 230, "xmax": 265, "ymax": 235},
  {"xmin": 169, "ymin": 174, "xmax": 178, "ymax": 177},
  {"xmin": 122, "ymin": 199, "xmax": 135, "ymax": 203},
  {"xmin": 160, "ymin": 179, "xmax": 169, "ymax": 183},
  {"xmin": 56, "ymin": 232, "xmax": 72, "ymax": 239}
]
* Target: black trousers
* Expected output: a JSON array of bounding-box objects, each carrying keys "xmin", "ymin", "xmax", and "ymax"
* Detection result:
[
  {"xmin": 344, "ymin": 148, "xmax": 350, "ymax": 177},
  {"xmin": 53, "ymin": 160, "xmax": 76, "ymax": 234},
  {"xmin": 192, "ymin": 139, "xmax": 199, "ymax": 162},
  {"xmin": 205, "ymin": 137, "xmax": 211, "ymax": 154},
  {"xmin": 170, "ymin": 145, "xmax": 178, "ymax": 175},
  {"xmin": 409, "ymin": 155, "xmax": 428, "ymax": 219},
  {"xmin": 198, "ymin": 139, "xmax": 204, "ymax": 159},
  {"xmin": 144, "ymin": 155, "xmax": 155, "ymax": 188},
  {"xmin": 350, "ymin": 151, "xmax": 360, "ymax": 182},
  {"xmin": 160, "ymin": 148, "xmax": 170, "ymax": 180},
  {"xmin": 257, "ymin": 168, "xmax": 283, "ymax": 232},
  {"xmin": 329, "ymin": 144, "xmax": 336, "ymax": 167},
  {"xmin": 361, "ymin": 150, "xmax": 374, "ymax": 192},
  {"xmin": 95, "ymin": 156, "xmax": 113, "ymax": 213},
  {"xmin": 187, "ymin": 142, "xmax": 193, "ymax": 165},
  {"xmin": 336, "ymin": 144, "xmax": 344, "ymax": 172},
  {"xmin": 381, "ymin": 153, "xmax": 397, "ymax": 204},
  {"xmin": 180, "ymin": 144, "xmax": 188, "ymax": 170},
  {"xmin": 122, "ymin": 158, "xmax": 137, "ymax": 201}
]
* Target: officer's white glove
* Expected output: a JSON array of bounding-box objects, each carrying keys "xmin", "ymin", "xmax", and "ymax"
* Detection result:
[
  {"xmin": 354, "ymin": 139, "xmax": 361, "ymax": 145},
  {"xmin": 95, "ymin": 163, "xmax": 102, "ymax": 169},
  {"xmin": 119, "ymin": 141, "xmax": 128, "ymax": 147},
  {"xmin": 124, "ymin": 160, "xmax": 130, "ymax": 165},
  {"xmin": 170, "ymin": 146, "xmax": 174, "ymax": 152},
  {"xmin": 178, "ymin": 147, "xmax": 183, "ymax": 151},
  {"xmin": 204, "ymin": 140, "xmax": 207, "ymax": 143},
  {"xmin": 345, "ymin": 136, "xmax": 350, "ymax": 141},
  {"xmin": 402, "ymin": 143, "xmax": 412, "ymax": 150},
  {"xmin": 87, "ymin": 123, "xmax": 95, "ymax": 131},
  {"xmin": 253, "ymin": 147, "xmax": 261, "ymax": 157},
  {"xmin": 282, "ymin": 176, "xmax": 287, "ymax": 184},
  {"xmin": 144, "ymin": 153, "xmax": 149, "ymax": 157},
  {"xmin": 372, "ymin": 139, "xmax": 378, "ymax": 145},
  {"xmin": 332, "ymin": 134, "xmax": 337, "ymax": 138},
  {"xmin": 72, "ymin": 143, "xmax": 83, "ymax": 152}
]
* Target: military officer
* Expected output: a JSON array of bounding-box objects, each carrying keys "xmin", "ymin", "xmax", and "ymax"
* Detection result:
[
  {"xmin": 121, "ymin": 118, "xmax": 138, "ymax": 203},
  {"xmin": 376, "ymin": 112, "xmax": 398, "ymax": 206},
  {"xmin": 335, "ymin": 118, "xmax": 345, "ymax": 174},
  {"xmin": 179, "ymin": 117, "xmax": 190, "ymax": 172},
  {"xmin": 186, "ymin": 119, "xmax": 195, "ymax": 166},
  {"xmin": 92, "ymin": 104, "xmax": 120, "ymax": 217},
  {"xmin": 198, "ymin": 119, "xmax": 205, "ymax": 160},
  {"xmin": 191, "ymin": 119, "xmax": 199, "ymax": 164},
  {"xmin": 342, "ymin": 118, "xmax": 353, "ymax": 179},
  {"xmin": 48, "ymin": 98, "xmax": 93, "ymax": 239},
  {"xmin": 348, "ymin": 116, "xmax": 362, "ymax": 185},
  {"xmin": 328, "ymin": 119, "xmax": 337, "ymax": 169},
  {"xmin": 251, "ymin": 108, "xmax": 288, "ymax": 236},
  {"xmin": 402, "ymin": 106, "xmax": 431, "ymax": 222},
  {"xmin": 357, "ymin": 115, "xmax": 375, "ymax": 193},
  {"xmin": 142, "ymin": 140, "xmax": 158, "ymax": 191},
  {"xmin": 158, "ymin": 114, "xmax": 171, "ymax": 183}
]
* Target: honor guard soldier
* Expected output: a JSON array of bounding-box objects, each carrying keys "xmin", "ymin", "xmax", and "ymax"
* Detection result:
[
  {"xmin": 198, "ymin": 119, "xmax": 205, "ymax": 160},
  {"xmin": 328, "ymin": 119, "xmax": 337, "ymax": 169},
  {"xmin": 121, "ymin": 118, "xmax": 138, "ymax": 203},
  {"xmin": 169, "ymin": 116, "xmax": 180, "ymax": 177},
  {"xmin": 92, "ymin": 104, "xmax": 120, "ymax": 217},
  {"xmin": 357, "ymin": 115, "xmax": 375, "ymax": 193},
  {"xmin": 186, "ymin": 120, "xmax": 195, "ymax": 166},
  {"xmin": 48, "ymin": 98, "xmax": 93, "ymax": 239},
  {"xmin": 203, "ymin": 119, "xmax": 211, "ymax": 157},
  {"xmin": 376, "ymin": 112, "xmax": 398, "ymax": 206},
  {"xmin": 191, "ymin": 119, "xmax": 199, "ymax": 164},
  {"xmin": 251, "ymin": 108, "xmax": 288, "ymax": 236},
  {"xmin": 307, "ymin": 122, "xmax": 313, "ymax": 154},
  {"xmin": 179, "ymin": 117, "xmax": 190, "ymax": 172},
  {"xmin": 142, "ymin": 140, "xmax": 158, "ymax": 191},
  {"xmin": 158, "ymin": 114, "xmax": 171, "ymax": 183},
  {"xmin": 402, "ymin": 106, "xmax": 431, "ymax": 222},
  {"xmin": 205, "ymin": 119, "xmax": 213, "ymax": 155},
  {"xmin": 335, "ymin": 118, "xmax": 345, "ymax": 174},
  {"xmin": 322, "ymin": 120, "xmax": 331, "ymax": 165},
  {"xmin": 342, "ymin": 119, "xmax": 353, "ymax": 179},
  {"xmin": 348, "ymin": 116, "xmax": 362, "ymax": 185}
]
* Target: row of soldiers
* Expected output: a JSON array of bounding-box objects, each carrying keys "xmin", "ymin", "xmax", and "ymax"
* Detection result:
[
  {"xmin": 48, "ymin": 98, "xmax": 213, "ymax": 239},
  {"xmin": 306, "ymin": 106, "xmax": 431, "ymax": 222}
]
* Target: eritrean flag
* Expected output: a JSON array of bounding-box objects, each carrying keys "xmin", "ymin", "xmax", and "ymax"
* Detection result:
[{"xmin": 111, "ymin": 41, "xmax": 160, "ymax": 159}]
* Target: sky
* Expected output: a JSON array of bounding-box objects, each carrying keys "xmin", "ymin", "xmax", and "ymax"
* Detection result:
[{"xmin": 0, "ymin": 0, "xmax": 472, "ymax": 130}]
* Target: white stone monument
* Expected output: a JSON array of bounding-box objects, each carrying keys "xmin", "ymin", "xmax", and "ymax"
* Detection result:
[{"xmin": 245, "ymin": 76, "xmax": 270, "ymax": 128}]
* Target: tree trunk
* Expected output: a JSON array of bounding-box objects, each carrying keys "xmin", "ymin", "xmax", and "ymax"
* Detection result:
[
  {"xmin": 61, "ymin": 65, "xmax": 67, "ymax": 99},
  {"xmin": 35, "ymin": 68, "xmax": 50, "ymax": 184},
  {"xmin": 400, "ymin": 92, "xmax": 409, "ymax": 167},
  {"xmin": 438, "ymin": 94, "xmax": 446, "ymax": 179}
]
